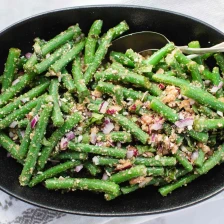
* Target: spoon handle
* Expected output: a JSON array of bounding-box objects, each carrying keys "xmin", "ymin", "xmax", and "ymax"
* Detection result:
[{"xmin": 179, "ymin": 42, "xmax": 224, "ymax": 55}]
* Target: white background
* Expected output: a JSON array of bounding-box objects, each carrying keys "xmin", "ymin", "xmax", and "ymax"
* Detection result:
[{"xmin": 1, "ymin": 0, "xmax": 224, "ymax": 223}]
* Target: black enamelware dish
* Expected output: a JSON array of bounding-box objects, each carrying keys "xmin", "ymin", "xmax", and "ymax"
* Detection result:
[{"xmin": 0, "ymin": 5, "xmax": 224, "ymax": 216}]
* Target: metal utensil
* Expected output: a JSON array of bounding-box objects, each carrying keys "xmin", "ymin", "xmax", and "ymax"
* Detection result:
[{"xmin": 111, "ymin": 31, "xmax": 224, "ymax": 58}]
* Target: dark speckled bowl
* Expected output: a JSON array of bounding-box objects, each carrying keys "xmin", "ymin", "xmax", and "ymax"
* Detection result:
[{"xmin": 0, "ymin": 5, "xmax": 224, "ymax": 216}]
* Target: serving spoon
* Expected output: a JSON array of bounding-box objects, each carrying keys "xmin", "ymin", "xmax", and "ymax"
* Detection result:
[{"xmin": 110, "ymin": 31, "xmax": 224, "ymax": 58}]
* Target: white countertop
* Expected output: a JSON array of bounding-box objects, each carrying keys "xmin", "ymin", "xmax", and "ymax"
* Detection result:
[{"xmin": 1, "ymin": 0, "xmax": 224, "ymax": 223}]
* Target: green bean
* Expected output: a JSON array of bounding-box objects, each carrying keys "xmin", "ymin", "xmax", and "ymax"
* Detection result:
[
  {"xmin": 188, "ymin": 41, "xmax": 200, "ymax": 48},
  {"xmin": 194, "ymin": 118, "xmax": 224, "ymax": 131},
  {"xmin": 175, "ymin": 168, "xmax": 190, "ymax": 179},
  {"xmin": 0, "ymin": 72, "xmax": 36, "ymax": 107},
  {"xmin": 187, "ymin": 61, "xmax": 203, "ymax": 86},
  {"xmin": 104, "ymin": 192, "xmax": 121, "ymax": 201},
  {"xmin": 84, "ymin": 161, "xmax": 101, "ymax": 176},
  {"xmin": 49, "ymin": 39, "xmax": 85, "ymax": 75},
  {"xmin": 23, "ymin": 54, "xmax": 38, "ymax": 73},
  {"xmin": 29, "ymin": 160, "xmax": 81, "ymax": 187},
  {"xmin": 63, "ymin": 92, "xmax": 76, "ymax": 107},
  {"xmin": 125, "ymin": 49, "xmax": 141, "ymax": 63},
  {"xmin": 109, "ymin": 114, "xmax": 149, "ymax": 144},
  {"xmin": 96, "ymin": 81, "xmax": 155, "ymax": 101},
  {"xmin": 72, "ymin": 55, "xmax": 89, "ymax": 102},
  {"xmin": 34, "ymin": 42, "xmax": 73, "ymax": 74},
  {"xmin": 84, "ymin": 20, "xmax": 103, "ymax": 64},
  {"xmin": 95, "ymin": 66, "xmax": 151, "ymax": 90},
  {"xmin": 19, "ymin": 103, "xmax": 53, "ymax": 186},
  {"xmin": 114, "ymin": 86, "xmax": 123, "ymax": 105},
  {"xmin": 17, "ymin": 56, "xmax": 28, "ymax": 69},
  {"xmin": 97, "ymin": 131, "xmax": 132, "ymax": 143},
  {"xmin": 109, "ymin": 165, "xmax": 147, "ymax": 184},
  {"xmin": 45, "ymin": 178, "xmax": 120, "ymax": 196},
  {"xmin": 92, "ymin": 156, "xmax": 119, "ymax": 166},
  {"xmin": 165, "ymin": 54, "xmax": 186, "ymax": 79},
  {"xmin": 181, "ymin": 85, "xmax": 224, "ymax": 112},
  {"xmin": 147, "ymin": 167, "xmax": 165, "ymax": 176},
  {"xmin": 214, "ymin": 53, "xmax": 224, "ymax": 74},
  {"xmin": 174, "ymin": 150, "xmax": 193, "ymax": 172},
  {"xmin": 198, "ymin": 106, "xmax": 219, "ymax": 118},
  {"xmin": 110, "ymin": 51, "xmax": 135, "ymax": 68},
  {"xmin": 135, "ymin": 145, "xmax": 156, "ymax": 154},
  {"xmin": 39, "ymin": 25, "xmax": 81, "ymax": 57},
  {"xmin": 82, "ymin": 131, "xmax": 131, "ymax": 143},
  {"xmin": 174, "ymin": 49, "xmax": 191, "ymax": 65},
  {"xmin": 121, "ymin": 178, "xmax": 159, "ymax": 195},
  {"xmin": 54, "ymin": 152, "xmax": 88, "ymax": 161},
  {"xmin": 2, "ymin": 48, "xmax": 21, "ymax": 92},
  {"xmin": 142, "ymin": 43, "xmax": 175, "ymax": 66},
  {"xmin": 134, "ymin": 156, "xmax": 177, "ymax": 166},
  {"xmin": 18, "ymin": 98, "xmax": 46, "ymax": 160},
  {"xmin": 37, "ymin": 112, "xmax": 82, "ymax": 170},
  {"xmin": 196, "ymin": 145, "xmax": 224, "ymax": 174},
  {"xmin": 158, "ymin": 173, "xmax": 199, "ymax": 196},
  {"xmin": 0, "ymin": 131, "xmax": 21, "ymax": 163},
  {"xmin": 152, "ymin": 73, "xmax": 189, "ymax": 87},
  {"xmin": 194, "ymin": 149, "xmax": 205, "ymax": 167},
  {"xmin": 17, "ymin": 119, "xmax": 29, "ymax": 128},
  {"xmin": 84, "ymin": 21, "xmax": 129, "ymax": 84},
  {"xmin": 49, "ymin": 79, "xmax": 64, "ymax": 127},
  {"xmin": 61, "ymin": 68, "xmax": 76, "ymax": 93},
  {"xmin": 0, "ymin": 96, "xmax": 42, "ymax": 129},
  {"xmin": 150, "ymin": 98, "xmax": 179, "ymax": 123},
  {"xmin": 60, "ymin": 101, "xmax": 71, "ymax": 114},
  {"xmin": 188, "ymin": 130, "xmax": 208, "ymax": 143},
  {"xmin": 188, "ymin": 41, "xmax": 204, "ymax": 65},
  {"xmin": 148, "ymin": 83, "xmax": 162, "ymax": 96},
  {"xmin": 68, "ymin": 142, "xmax": 126, "ymax": 159},
  {"xmin": 0, "ymin": 82, "xmax": 49, "ymax": 119}
]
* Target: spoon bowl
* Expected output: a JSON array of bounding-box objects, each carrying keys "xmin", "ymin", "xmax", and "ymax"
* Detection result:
[
  {"xmin": 111, "ymin": 31, "xmax": 169, "ymax": 55},
  {"xmin": 111, "ymin": 31, "xmax": 224, "ymax": 58}
]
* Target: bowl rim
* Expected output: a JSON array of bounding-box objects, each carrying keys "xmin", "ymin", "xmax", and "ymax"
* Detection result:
[{"xmin": 0, "ymin": 4, "xmax": 224, "ymax": 216}]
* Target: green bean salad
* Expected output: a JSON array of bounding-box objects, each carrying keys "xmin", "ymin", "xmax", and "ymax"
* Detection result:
[{"xmin": 1, "ymin": 20, "xmax": 224, "ymax": 200}]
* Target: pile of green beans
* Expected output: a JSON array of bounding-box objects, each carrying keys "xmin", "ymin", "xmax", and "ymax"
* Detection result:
[{"xmin": 0, "ymin": 20, "xmax": 224, "ymax": 201}]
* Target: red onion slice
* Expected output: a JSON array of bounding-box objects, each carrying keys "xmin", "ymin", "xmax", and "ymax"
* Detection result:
[
  {"xmin": 92, "ymin": 156, "xmax": 99, "ymax": 165},
  {"xmin": 99, "ymin": 101, "xmax": 109, "ymax": 114},
  {"xmin": 7, "ymin": 152, "xmax": 11, "ymax": 158},
  {"xmin": 210, "ymin": 81, "xmax": 223, "ymax": 93},
  {"xmin": 139, "ymin": 177, "xmax": 152, "ymax": 188},
  {"xmin": 151, "ymin": 123, "xmax": 163, "ymax": 130},
  {"xmin": 65, "ymin": 131, "xmax": 75, "ymax": 140},
  {"xmin": 126, "ymin": 150, "xmax": 134, "ymax": 159},
  {"xmin": 102, "ymin": 173, "xmax": 109, "ymax": 180},
  {"xmin": 20, "ymin": 130, "xmax": 25, "ymax": 138},
  {"xmin": 217, "ymin": 111, "xmax": 223, "ymax": 117},
  {"xmin": 175, "ymin": 118, "xmax": 194, "ymax": 128},
  {"xmin": 90, "ymin": 132, "xmax": 97, "ymax": 144},
  {"xmin": 60, "ymin": 137, "xmax": 68, "ymax": 150},
  {"xmin": 130, "ymin": 104, "xmax": 137, "ymax": 111},
  {"xmin": 102, "ymin": 119, "xmax": 114, "ymax": 134},
  {"xmin": 12, "ymin": 78, "xmax": 20, "ymax": 86},
  {"xmin": 75, "ymin": 164, "xmax": 83, "ymax": 172},
  {"xmin": 31, "ymin": 115, "xmax": 39, "ymax": 128},
  {"xmin": 9, "ymin": 121, "xmax": 18, "ymax": 128},
  {"xmin": 106, "ymin": 109, "xmax": 117, "ymax": 115},
  {"xmin": 151, "ymin": 133, "xmax": 156, "ymax": 142},
  {"xmin": 95, "ymin": 142, "xmax": 104, "ymax": 147},
  {"xmin": 191, "ymin": 151, "xmax": 199, "ymax": 162},
  {"xmin": 158, "ymin": 83, "xmax": 165, "ymax": 90},
  {"xmin": 25, "ymin": 52, "xmax": 32, "ymax": 59},
  {"xmin": 20, "ymin": 98, "xmax": 29, "ymax": 104}
]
